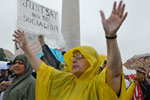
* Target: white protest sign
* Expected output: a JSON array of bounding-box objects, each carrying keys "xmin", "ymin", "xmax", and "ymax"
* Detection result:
[
  {"xmin": 17, "ymin": 0, "xmax": 59, "ymax": 36},
  {"xmin": 16, "ymin": 0, "xmax": 66, "ymax": 55}
]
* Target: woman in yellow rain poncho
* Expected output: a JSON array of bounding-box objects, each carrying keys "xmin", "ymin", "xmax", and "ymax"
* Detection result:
[
  {"xmin": 36, "ymin": 46, "xmax": 127, "ymax": 100},
  {"xmin": 13, "ymin": 1, "xmax": 135, "ymax": 100}
]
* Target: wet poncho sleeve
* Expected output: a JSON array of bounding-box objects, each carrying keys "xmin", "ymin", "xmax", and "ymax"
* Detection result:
[
  {"xmin": 36, "ymin": 62, "xmax": 54, "ymax": 100},
  {"xmin": 36, "ymin": 62, "xmax": 73, "ymax": 100}
]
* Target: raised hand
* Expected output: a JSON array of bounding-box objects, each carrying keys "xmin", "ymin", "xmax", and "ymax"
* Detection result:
[
  {"xmin": 100, "ymin": 1, "xmax": 128, "ymax": 37},
  {"xmin": 13, "ymin": 30, "xmax": 28, "ymax": 50},
  {"xmin": 38, "ymin": 35, "xmax": 45, "ymax": 46},
  {"xmin": 0, "ymin": 81, "xmax": 11, "ymax": 92}
]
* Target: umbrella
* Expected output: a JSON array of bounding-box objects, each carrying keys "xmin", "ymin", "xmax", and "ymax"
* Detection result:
[
  {"xmin": 124, "ymin": 53, "xmax": 150, "ymax": 70},
  {"xmin": 36, "ymin": 48, "xmax": 65, "ymax": 63},
  {"xmin": 0, "ymin": 48, "xmax": 14, "ymax": 61},
  {"xmin": 0, "ymin": 61, "xmax": 9, "ymax": 69}
]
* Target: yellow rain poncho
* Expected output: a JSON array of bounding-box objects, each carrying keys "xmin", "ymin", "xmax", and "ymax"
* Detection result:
[{"xmin": 36, "ymin": 46, "xmax": 133, "ymax": 100}]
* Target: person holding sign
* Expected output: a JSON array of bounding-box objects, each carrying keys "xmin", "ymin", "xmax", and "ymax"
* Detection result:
[
  {"xmin": 12, "ymin": 1, "xmax": 133, "ymax": 100},
  {"xmin": 38, "ymin": 35, "xmax": 64, "ymax": 69}
]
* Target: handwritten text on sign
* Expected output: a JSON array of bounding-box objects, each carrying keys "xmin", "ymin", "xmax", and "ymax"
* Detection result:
[{"xmin": 17, "ymin": 0, "xmax": 59, "ymax": 35}]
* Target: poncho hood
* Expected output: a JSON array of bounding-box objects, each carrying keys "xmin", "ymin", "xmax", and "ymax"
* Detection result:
[{"xmin": 64, "ymin": 46, "xmax": 107, "ymax": 80}]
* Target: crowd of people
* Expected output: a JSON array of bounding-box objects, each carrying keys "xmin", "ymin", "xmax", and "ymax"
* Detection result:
[
  {"xmin": 124, "ymin": 55, "xmax": 150, "ymax": 71},
  {"xmin": 0, "ymin": 1, "xmax": 150, "ymax": 100}
]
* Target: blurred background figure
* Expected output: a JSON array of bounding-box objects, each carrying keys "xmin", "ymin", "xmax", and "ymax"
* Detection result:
[
  {"xmin": 0, "ymin": 60, "xmax": 15, "ymax": 100},
  {"xmin": 98, "ymin": 60, "xmax": 107, "ymax": 74},
  {"xmin": 40, "ymin": 55, "xmax": 48, "ymax": 65},
  {"xmin": 127, "ymin": 67, "xmax": 150, "ymax": 100},
  {"xmin": 38, "ymin": 35, "xmax": 65, "ymax": 70}
]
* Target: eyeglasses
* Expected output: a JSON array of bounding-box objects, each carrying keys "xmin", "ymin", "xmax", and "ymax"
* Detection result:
[
  {"xmin": 13, "ymin": 61, "xmax": 24, "ymax": 65},
  {"xmin": 72, "ymin": 54, "xmax": 84, "ymax": 60}
]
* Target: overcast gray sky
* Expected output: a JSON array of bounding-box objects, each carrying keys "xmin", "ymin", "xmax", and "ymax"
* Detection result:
[{"xmin": 0, "ymin": 0, "xmax": 150, "ymax": 64}]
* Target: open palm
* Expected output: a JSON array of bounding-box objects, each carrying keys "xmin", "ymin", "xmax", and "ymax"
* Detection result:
[
  {"xmin": 100, "ymin": 1, "xmax": 128, "ymax": 36},
  {"xmin": 13, "ymin": 30, "xmax": 28, "ymax": 49}
]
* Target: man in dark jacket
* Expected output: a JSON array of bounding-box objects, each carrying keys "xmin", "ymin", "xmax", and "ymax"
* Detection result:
[{"xmin": 38, "ymin": 35, "xmax": 65, "ymax": 70}]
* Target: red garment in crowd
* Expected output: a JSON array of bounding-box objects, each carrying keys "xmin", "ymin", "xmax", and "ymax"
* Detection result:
[{"xmin": 129, "ymin": 74, "xmax": 144, "ymax": 100}]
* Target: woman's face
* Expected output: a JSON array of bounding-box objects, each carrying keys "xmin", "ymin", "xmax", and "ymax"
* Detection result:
[
  {"xmin": 72, "ymin": 51, "xmax": 90, "ymax": 78},
  {"xmin": 13, "ymin": 60, "xmax": 25, "ymax": 76}
]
